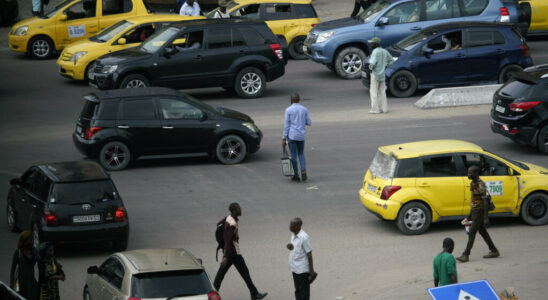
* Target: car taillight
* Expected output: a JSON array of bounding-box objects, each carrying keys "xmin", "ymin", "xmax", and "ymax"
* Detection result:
[
  {"xmin": 208, "ymin": 291, "xmax": 221, "ymax": 300},
  {"xmin": 42, "ymin": 211, "xmax": 59, "ymax": 226},
  {"xmin": 500, "ymin": 7, "xmax": 510, "ymax": 22},
  {"xmin": 519, "ymin": 45, "xmax": 530, "ymax": 57},
  {"xmin": 380, "ymin": 186, "xmax": 401, "ymax": 200},
  {"xmin": 311, "ymin": 23, "xmax": 318, "ymax": 27},
  {"xmin": 127, "ymin": 297, "xmax": 140, "ymax": 300},
  {"xmin": 115, "ymin": 206, "xmax": 126, "ymax": 222},
  {"xmin": 269, "ymin": 43, "xmax": 283, "ymax": 60},
  {"xmin": 85, "ymin": 126, "xmax": 102, "ymax": 140},
  {"xmin": 509, "ymin": 101, "xmax": 541, "ymax": 112}
]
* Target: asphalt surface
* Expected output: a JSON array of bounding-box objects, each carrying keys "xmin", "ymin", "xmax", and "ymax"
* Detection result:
[{"xmin": 1, "ymin": 32, "xmax": 548, "ymax": 300}]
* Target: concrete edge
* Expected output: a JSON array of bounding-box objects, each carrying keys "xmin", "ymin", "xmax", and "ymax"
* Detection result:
[{"xmin": 414, "ymin": 84, "xmax": 503, "ymax": 109}]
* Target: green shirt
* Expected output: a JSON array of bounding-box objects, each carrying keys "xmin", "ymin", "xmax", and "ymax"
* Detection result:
[
  {"xmin": 368, "ymin": 47, "xmax": 394, "ymax": 81},
  {"xmin": 433, "ymin": 251, "xmax": 457, "ymax": 286}
]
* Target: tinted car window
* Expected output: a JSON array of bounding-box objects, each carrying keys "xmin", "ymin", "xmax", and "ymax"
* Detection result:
[
  {"xmin": 81, "ymin": 100, "xmax": 98, "ymax": 119},
  {"xmin": 65, "ymin": 0, "xmax": 96, "ymax": 20},
  {"xmin": 208, "ymin": 28, "xmax": 231, "ymax": 49},
  {"xmin": 421, "ymin": 156, "xmax": 457, "ymax": 177},
  {"xmin": 425, "ymin": 31, "xmax": 462, "ymax": 53},
  {"xmin": 396, "ymin": 158, "xmax": 419, "ymax": 178},
  {"xmin": 264, "ymin": 4, "xmax": 292, "ymax": 20},
  {"xmin": 22, "ymin": 169, "xmax": 40, "ymax": 196},
  {"xmin": 232, "ymin": 28, "xmax": 246, "ymax": 47},
  {"xmin": 499, "ymin": 79, "xmax": 534, "ymax": 98},
  {"xmin": 482, "ymin": 155, "xmax": 509, "ymax": 176},
  {"xmin": 462, "ymin": 0, "xmax": 488, "ymax": 16},
  {"xmin": 99, "ymin": 257, "xmax": 125, "ymax": 290},
  {"xmin": 238, "ymin": 27, "xmax": 265, "ymax": 46},
  {"xmin": 123, "ymin": 24, "xmax": 155, "ymax": 44},
  {"xmin": 425, "ymin": 0, "xmax": 461, "ymax": 20},
  {"xmin": 159, "ymin": 98, "xmax": 203, "ymax": 120},
  {"xmin": 131, "ymin": 270, "xmax": 212, "ymax": 298},
  {"xmin": 231, "ymin": 4, "xmax": 260, "ymax": 19},
  {"xmin": 122, "ymin": 99, "xmax": 156, "ymax": 120},
  {"xmin": 36, "ymin": 173, "xmax": 52, "ymax": 201},
  {"xmin": 102, "ymin": 0, "xmax": 133, "ymax": 15},
  {"xmin": 97, "ymin": 101, "xmax": 119, "ymax": 120},
  {"xmin": 51, "ymin": 181, "xmax": 117, "ymax": 204},
  {"xmin": 91, "ymin": 20, "xmax": 134, "ymax": 43},
  {"xmin": 467, "ymin": 31, "xmax": 503, "ymax": 48},
  {"xmin": 384, "ymin": 1, "xmax": 421, "ymax": 25},
  {"xmin": 294, "ymin": 4, "xmax": 317, "ymax": 18}
]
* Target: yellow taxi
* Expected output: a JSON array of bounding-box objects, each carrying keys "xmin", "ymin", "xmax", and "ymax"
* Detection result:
[
  {"xmin": 359, "ymin": 140, "xmax": 548, "ymax": 235},
  {"xmin": 206, "ymin": 0, "xmax": 319, "ymax": 59},
  {"xmin": 8, "ymin": 0, "xmax": 150, "ymax": 59},
  {"xmin": 520, "ymin": 0, "xmax": 548, "ymax": 34},
  {"xmin": 57, "ymin": 14, "xmax": 202, "ymax": 81}
]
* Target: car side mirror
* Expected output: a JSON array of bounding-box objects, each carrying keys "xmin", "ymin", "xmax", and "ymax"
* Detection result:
[
  {"xmin": 10, "ymin": 178, "xmax": 20, "ymax": 186},
  {"xmin": 196, "ymin": 258, "xmax": 203, "ymax": 264},
  {"xmin": 118, "ymin": 38, "xmax": 126, "ymax": 45},
  {"xmin": 87, "ymin": 266, "xmax": 99, "ymax": 274},
  {"xmin": 377, "ymin": 17, "xmax": 389, "ymax": 26},
  {"xmin": 164, "ymin": 47, "xmax": 177, "ymax": 57},
  {"xmin": 423, "ymin": 48, "xmax": 434, "ymax": 55},
  {"xmin": 59, "ymin": 14, "xmax": 67, "ymax": 21}
]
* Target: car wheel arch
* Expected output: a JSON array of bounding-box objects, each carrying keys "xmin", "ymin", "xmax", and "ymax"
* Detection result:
[
  {"xmin": 211, "ymin": 131, "xmax": 249, "ymax": 156},
  {"xmin": 399, "ymin": 199, "xmax": 434, "ymax": 217},
  {"xmin": 27, "ymin": 34, "xmax": 56, "ymax": 57},
  {"xmin": 116, "ymin": 69, "xmax": 151, "ymax": 88},
  {"xmin": 98, "ymin": 138, "xmax": 135, "ymax": 160},
  {"xmin": 519, "ymin": 190, "xmax": 548, "ymax": 225},
  {"xmin": 333, "ymin": 42, "xmax": 370, "ymax": 63}
]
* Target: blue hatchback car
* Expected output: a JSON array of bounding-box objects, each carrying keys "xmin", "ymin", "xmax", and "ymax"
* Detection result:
[
  {"xmin": 304, "ymin": 0, "xmax": 528, "ymax": 79},
  {"xmin": 365, "ymin": 22, "xmax": 533, "ymax": 97}
]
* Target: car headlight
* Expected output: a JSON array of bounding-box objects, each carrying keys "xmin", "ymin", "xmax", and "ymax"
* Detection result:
[
  {"xmin": 392, "ymin": 57, "xmax": 398, "ymax": 62},
  {"xmin": 14, "ymin": 26, "xmax": 28, "ymax": 36},
  {"xmin": 316, "ymin": 31, "xmax": 335, "ymax": 43},
  {"xmin": 69, "ymin": 51, "xmax": 87, "ymax": 63},
  {"xmin": 242, "ymin": 122, "xmax": 259, "ymax": 133},
  {"xmin": 101, "ymin": 65, "xmax": 118, "ymax": 74}
]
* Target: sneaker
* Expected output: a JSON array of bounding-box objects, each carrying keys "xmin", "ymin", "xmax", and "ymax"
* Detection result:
[
  {"xmin": 456, "ymin": 255, "xmax": 469, "ymax": 263},
  {"xmin": 368, "ymin": 110, "xmax": 381, "ymax": 114},
  {"xmin": 252, "ymin": 292, "xmax": 268, "ymax": 300},
  {"xmin": 291, "ymin": 176, "xmax": 300, "ymax": 182},
  {"xmin": 301, "ymin": 171, "xmax": 308, "ymax": 181},
  {"xmin": 483, "ymin": 251, "xmax": 500, "ymax": 259}
]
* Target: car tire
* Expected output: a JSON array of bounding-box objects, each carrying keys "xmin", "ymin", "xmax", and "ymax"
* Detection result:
[
  {"xmin": 83, "ymin": 285, "xmax": 91, "ymax": 300},
  {"xmin": 6, "ymin": 200, "xmax": 19, "ymax": 232},
  {"xmin": 28, "ymin": 35, "xmax": 54, "ymax": 59},
  {"xmin": 288, "ymin": 36, "xmax": 307, "ymax": 60},
  {"xmin": 84, "ymin": 61, "xmax": 96, "ymax": 82},
  {"xmin": 396, "ymin": 202, "xmax": 431, "ymax": 235},
  {"xmin": 216, "ymin": 135, "xmax": 247, "ymax": 165},
  {"xmin": 234, "ymin": 67, "xmax": 266, "ymax": 98},
  {"xmin": 112, "ymin": 237, "xmax": 129, "ymax": 251},
  {"xmin": 334, "ymin": 47, "xmax": 366, "ymax": 79},
  {"xmin": 32, "ymin": 223, "xmax": 42, "ymax": 249},
  {"xmin": 520, "ymin": 192, "xmax": 548, "ymax": 226},
  {"xmin": 498, "ymin": 64, "xmax": 523, "ymax": 84},
  {"xmin": 389, "ymin": 70, "xmax": 417, "ymax": 98},
  {"xmin": 99, "ymin": 141, "xmax": 131, "ymax": 171},
  {"xmin": 520, "ymin": 2, "xmax": 532, "ymax": 26},
  {"xmin": 119, "ymin": 74, "xmax": 150, "ymax": 89},
  {"xmin": 536, "ymin": 125, "xmax": 548, "ymax": 154}
]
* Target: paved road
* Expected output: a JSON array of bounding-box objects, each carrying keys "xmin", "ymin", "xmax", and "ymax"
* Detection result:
[{"xmin": 1, "ymin": 37, "xmax": 548, "ymax": 300}]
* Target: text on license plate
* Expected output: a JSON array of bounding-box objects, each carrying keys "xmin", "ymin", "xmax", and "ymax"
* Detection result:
[
  {"xmin": 73, "ymin": 214, "xmax": 101, "ymax": 223},
  {"xmin": 367, "ymin": 183, "xmax": 377, "ymax": 193},
  {"xmin": 88, "ymin": 73, "xmax": 95, "ymax": 80},
  {"xmin": 495, "ymin": 105, "xmax": 505, "ymax": 113}
]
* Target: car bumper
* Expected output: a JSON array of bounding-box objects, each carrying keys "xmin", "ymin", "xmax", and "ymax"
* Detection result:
[
  {"xmin": 266, "ymin": 62, "xmax": 285, "ymax": 82},
  {"xmin": 90, "ymin": 72, "xmax": 117, "ymax": 90},
  {"xmin": 247, "ymin": 130, "xmax": 262, "ymax": 154},
  {"xmin": 304, "ymin": 43, "xmax": 331, "ymax": 64},
  {"xmin": 58, "ymin": 60, "xmax": 86, "ymax": 80},
  {"xmin": 41, "ymin": 221, "xmax": 129, "ymax": 244},
  {"xmin": 490, "ymin": 114, "xmax": 537, "ymax": 145},
  {"xmin": 73, "ymin": 132, "xmax": 101, "ymax": 157},
  {"xmin": 359, "ymin": 188, "xmax": 400, "ymax": 221},
  {"xmin": 8, "ymin": 35, "xmax": 28, "ymax": 53}
]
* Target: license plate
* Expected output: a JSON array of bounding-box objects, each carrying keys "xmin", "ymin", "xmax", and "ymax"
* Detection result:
[
  {"xmin": 303, "ymin": 45, "xmax": 307, "ymax": 53},
  {"xmin": 362, "ymin": 71, "xmax": 368, "ymax": 78},
  {"xmin": 495, "ymin": 105, "xmax": 505, "ymax": 113},
  {"xmin": 367, "ymin": 183, "xmax": 377, "ymax": 193},
  {"xmin": 76, "ymin": 126, "xmax": 82, "ymax": 134},
  {"xmin": 88, "ymin": 72, "xmax": 94, "ymax": 80},
  {"xmin": 73, "ymin": 214, "xmax": 101, "ymax": 223}
]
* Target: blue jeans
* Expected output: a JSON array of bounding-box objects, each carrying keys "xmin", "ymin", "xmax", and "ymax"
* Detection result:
[{"xmin": 288, "ymin": 140, "xmax": 305, "ymax": 177}]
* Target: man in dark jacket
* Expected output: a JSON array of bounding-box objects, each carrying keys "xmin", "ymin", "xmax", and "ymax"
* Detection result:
[{"xmin": 213, "ymin": 203, "xmax": 267, "ymax": 300}]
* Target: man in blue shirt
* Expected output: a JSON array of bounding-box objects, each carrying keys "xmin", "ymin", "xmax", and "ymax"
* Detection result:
[{"xmin": 282, "ymin": 93, "xmax": 311, "ymax": 182}]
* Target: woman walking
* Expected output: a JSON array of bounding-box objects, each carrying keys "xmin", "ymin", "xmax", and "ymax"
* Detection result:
[
  {"xmin": 38, "ymin": 242, "xmax": 65, "ymax": 300},
  {"xmin": 10, "ymin": 231, "xmax": 40, "ymax": 300}
]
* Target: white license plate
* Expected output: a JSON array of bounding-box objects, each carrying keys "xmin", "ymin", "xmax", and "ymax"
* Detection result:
[
  {"xmin": 76, "ymin": 126, "xmax": 82, "ymax": 134},
  {"xmin": 495, "ymin": 105, "xmax": 505, "ymax": 113},
  {"xmin": 88, "ymin": 72, "xmax": 95, "ymax": 80},
  {"xmin": 362, "ymin": 71, "xmax": 368, "ymax": 78},
  {"xmin": 367, "ymin": 183, "xmax": 377, "ymax": 193},
  {"xmin": 73, "ymin": 214, "xmax": 101, "ymax": 223},
  {"xmin": 303, "ymin": 45, "xmax": 307, "ymax": 53}
]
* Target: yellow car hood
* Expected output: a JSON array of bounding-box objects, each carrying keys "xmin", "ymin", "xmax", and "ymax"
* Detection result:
[
  {"xmin": 63, "ymin": 38, "xmax": 102, "ymax": 53},
  {"xmin": 11, "ymin": 16, "xmax": 44, "ymax": 30},
  {"xmin": 523, "ymin": 162, "xmax": 548, "ymax": 175}
]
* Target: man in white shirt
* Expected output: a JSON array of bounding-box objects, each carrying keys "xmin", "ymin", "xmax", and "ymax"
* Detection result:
[
  {"xmin": 213, "ymin": 0, "xmax": 230, "ymax": 18},
  {"xmin": 287, "ymin": 218, "xmax": 317, "ymax": 300},
  {"xmin": 179, "ymin": 0, "xmax": 200, "ymax": 16}
]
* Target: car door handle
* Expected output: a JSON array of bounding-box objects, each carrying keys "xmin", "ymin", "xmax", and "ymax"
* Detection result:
[
  {"xmin": 410, "ymin": 26, "xmax": 421, "ymax": 31},
  {"xmin": 117, "ymin": 125, "xmax": 129, "ymax": 129},
  {"xmin": 162, "ymin": 126, "xmax": 174, "ymax": 129}
]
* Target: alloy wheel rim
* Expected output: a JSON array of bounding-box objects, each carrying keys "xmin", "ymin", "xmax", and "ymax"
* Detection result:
[
  {"xmin": 529, "ymin": 199, "xmax": 547, "ymax": 219},
  {"xmin": 87, "ymin": 62, "xmax": 96, "ymax": 80},
  {"xmin": 240, "ymin": 73, "xmax": 262, "ymax": 95},
  {"xmin": 126, "ymin": 79, "xmax": 146, "ymax": 88},
  {"xmin": 220, "ymin": 139, "xmax": 241, "ymax": 161},
  {"xmin": 342, "ymin": 53, "xmax": 362, "ymax": 74},
  {"xmin": 543, "ymin": 131, "xmax": 548, "ymax": 148},
  {"xmin": 7, "ymin": 204, "xmax": 15, "ymax": 227},
  {"xmin": 105, "ymin": 145, "xmax": 126, "ymax": 168},
  {"xmin": 403, "ymin": 207, "xmax": 425, "ymax": 231},
  {"xmin": 295, "ymin": 40, "xmax": 305, "ymax": 55},
  {"xmin": 32, "ymin": 40, "xmax": 49, "ymax": 57}
]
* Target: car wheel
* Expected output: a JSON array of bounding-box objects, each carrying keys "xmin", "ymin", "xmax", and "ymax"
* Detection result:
[
  {"xmin": 112, "ymin": 237, "xmax": 129, "ymax": 251},
  {"xmin": 84, "ymin": 61, "xmax": 96, "ymax": 82},
  {"xmin": 520, "ymin": 2, "xmax": 532, "ymax": 26},
  {"xmin": 396, "ymin": 202, "xmax": 431, "ymax": 235},
  {"xmin": 32, "ymin": 223, "xmax": 42, "ymax": 249},
  {"xmin": 28, "ymin": 36, "xmax": 53, "ymax": 59},
  {"xmin": 520, "ymin": 193, "xmax": 548, "ymax": 225},
  {"xmin": 537, "ymin": 125, "xmax": 548, "ymax": 154},
  {"xmin": 99, "ymin": 141, "xmax": 131, "ymax": 171},
  {"xmin": 234, "ymin": 67, "xmax": 266, "ymax": 98},
  {"xmin": 119, "ymin": 74, "xmax": 150, "ymax": 89},
  {"xmin": 498, "ymin": 64, "xmax": 523, "ymax": 84},
  {"xmin": 288, "ymin": 36, "xmax": 307, "ymax": 60},
  {"xmin": 389, "ymin": 70, "xmax": 417, "ymax": 98},
  {"xmin": 83, "ymin": 285, "xmax": 91, "ymax": 300},
  {"xmin": 6, "ymin": 200, "xmax": 19, "ymax": 232},
  {"xmin": 216, "ymin": 135, "xmax": 247, "ymax": 165},
  {"xmin": 334, "ymin": 47, "xmax": 366, "ymax": 79}
]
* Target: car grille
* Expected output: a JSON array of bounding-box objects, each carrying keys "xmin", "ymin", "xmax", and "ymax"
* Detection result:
[
  {"xmin": 305, "ymin": 32, "xmax": 317, "ymax": 45},
  {"xmin": 60, "ymin": 51, "xmax": 72, "ymax": 61},
  {"xmin": 94, "ymin": 64, "xmax": 104, "ymax": 73}
]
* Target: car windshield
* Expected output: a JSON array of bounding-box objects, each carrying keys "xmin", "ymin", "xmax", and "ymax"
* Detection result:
[
  {"xmin": 484, "ymin": 150, "xmax": 530, "ymax": 170},
  {"xmin": 396, "ymin": 30, "xmax": 438, "ymax": 51},
  {"xmin": 131, "ymin": 270, "xmax": 212, "ymax": 298},
  {"xmin": 369, "ymin": 150, "xmax": 397, "ymax": 179},
  {"xmin": 358, "ymin": 0, "xmax": 390, "ymax": 23},
  {"xmin": 205, "ymin": 0, "xmax": 239, "ymax": 18},
  {"xmin": 140, "ymin": 27, "xmax": 178, "ymax": 53},
  {"xmin": 44, "ymin": 0, "xmax": 73, "ymax": 18},
  {"xmin": 90, "ymin": 21, "xmax": 134, "ymax": 43},
  {"xmin": 51, "ymin": 181, "xmax": 118, "ymax": 204}
]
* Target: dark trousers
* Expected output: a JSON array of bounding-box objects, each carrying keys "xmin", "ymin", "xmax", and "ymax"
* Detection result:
[
  {"xmin": 463, "ymin": 209, "xmax": 497, "ymax": 255},
  {"xmin": 288, "ymin": 140, "xmax": 305, "ymax": 177},
  {"xmin": 214, "ymin": 255, "xmax": 258, "ymax": 297},
  {"xmin": 292, "ymin": 272, "xmax": 310, "ymax": 300},
  {"xmin": 351, "ymin": 1, "xmax": 369, "ymax": 17}
]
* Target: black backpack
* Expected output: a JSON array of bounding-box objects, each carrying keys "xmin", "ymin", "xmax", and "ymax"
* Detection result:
[{"xmin": 215, "ymin": 220, "xmax": 225, "ymax": 261}]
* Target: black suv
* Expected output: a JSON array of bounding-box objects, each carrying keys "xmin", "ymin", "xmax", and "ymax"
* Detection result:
[
  {"xmin": 72, "ymin": 87, "xmax": 262, "ymax": 171},
  {"xmin": 491, "ymin": 64, "xmax": 548, "ymax": 154},
  {"xmin": 90, "ymin": 19, "xmax": 286, "ymax": 98},
  {"xmin": 6, "ymin": 161, "xmax": 129, "ymax": 250}
]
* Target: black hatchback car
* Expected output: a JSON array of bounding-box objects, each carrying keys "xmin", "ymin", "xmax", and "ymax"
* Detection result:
[
  {"xmin": 73, "ymin": 87, "xmax": 262, "ymax": 171},
  {"xmin": 6, "ymin": 161, "xmax": 129, "ymax": 250},
  {"xmin": 491, "ymin": 64, "xmax": 548, "ymax": 154},
  {"xmin": 89, "ymin": 19, "xmax": 286, "ymax": 98}
]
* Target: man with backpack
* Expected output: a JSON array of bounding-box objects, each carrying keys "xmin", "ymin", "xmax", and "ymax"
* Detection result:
[{"xmin": 214, "ymin": 203, "xmax": 268, "ymax": 300}]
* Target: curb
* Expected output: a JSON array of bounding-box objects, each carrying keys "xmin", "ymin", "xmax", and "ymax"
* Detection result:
[{"xmin": 414, "ymin": 84, "xmax": 502, "ymax": 109}]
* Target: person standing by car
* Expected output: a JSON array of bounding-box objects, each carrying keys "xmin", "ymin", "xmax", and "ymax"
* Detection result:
[
  {"xmin": 214, "ymin": 203, "xmax": 268, "ymax": 300},
  {"xmin": 10, "ymin": 231, "xmax": 39, "ymax": 300},
  {"xmin": 180, "ymin": 0, "xmax": 201, "ymax": 16},
  {"xmin": 351, "ymin": 0, "xmax": 371, "ymax": 18},
  {"xmin": 32, "ymin": 0, "xmax": 47, "ymax": 16},
  {"xmin": 287, "ymin": 218, "xmax": 317, "ymax": 300},
  {"xmin": 368, "ymin": 37, "xmax": 393, "ymax": 114},
  {"xmin": 213, "ymin": 0, "xmax": 230, "ymax": 18},
  {"xmin": 282, "ymin": 93, "xmax": 312, "ymax": 182},
  {"xmin": 456, "ymin": 166, "xmax": 500, "ymax": 263},
  {"xmin": 433, "ymin": 238, "xmax": 457, "ymax": 287},
  {"xmin": 38, "ymin": 242, "xmax": 65, "ymax": 300}
]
